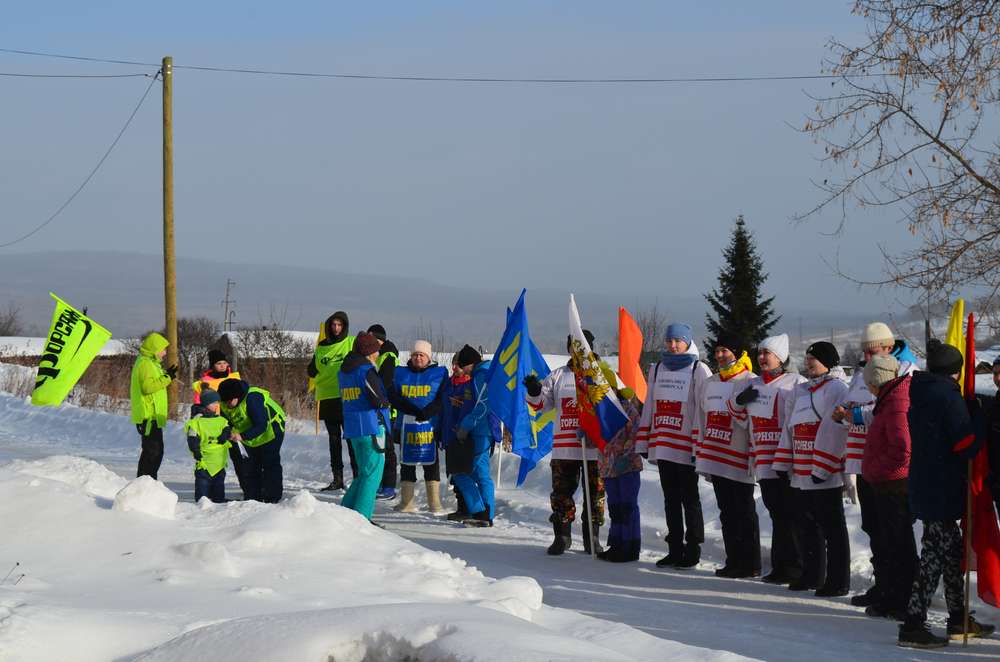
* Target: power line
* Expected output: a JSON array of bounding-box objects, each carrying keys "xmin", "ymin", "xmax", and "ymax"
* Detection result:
[
  {"xmin": 0, "ymin": 70, "xmax": 161, "ymax": 249},
  {"xmin": 0, "ymin": 71, "xmax": 152, "ymax": 78},
  {"xmin": 0, "ymin": 46, "xmax": 877, "ymax": 84}
]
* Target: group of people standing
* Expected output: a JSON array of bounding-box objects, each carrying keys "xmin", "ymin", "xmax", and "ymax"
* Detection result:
[{"xmin": 128, "ymin": 313, "xmax": 1000, "ymax": 650}]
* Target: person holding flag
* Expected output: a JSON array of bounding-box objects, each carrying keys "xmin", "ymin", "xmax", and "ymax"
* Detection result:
[
  {"xmin": 636, "ymin": 322, "xmax": 712, "ymax": 569},
  {"xmin": 452, "ymin": 345, "xmax": 497, "ymax": 527},
  {"xmin": 525, "ymin": 329, "xmax": 609, "ymax": 556},
  {"xmin": 898, "ymin": 339, "xmax": 995, "ymax": 648},
  {"xmin": 131, "ymin": 332, "xmax": 178, "ymax": 480},
  {"xmin": 729, "ymin": 333, "xmax": 806, "ymax": 585},
  {"xmin": 696, "ymin": 333, "xmax": 760, "ymax": 579},
  {"xmin": 307, "ymin": 311, "xmax": 356, "ymax": 492}
]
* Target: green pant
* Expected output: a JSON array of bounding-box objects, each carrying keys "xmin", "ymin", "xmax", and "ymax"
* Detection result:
[{"xmin": 341, "ymin": 435, "xmax": 385, "ymax": 520}]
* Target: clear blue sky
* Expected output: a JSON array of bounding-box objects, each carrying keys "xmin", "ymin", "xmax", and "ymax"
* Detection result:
[{"xmin": 0, "ymin": 1, "xmax": 913, "ymax": 315}]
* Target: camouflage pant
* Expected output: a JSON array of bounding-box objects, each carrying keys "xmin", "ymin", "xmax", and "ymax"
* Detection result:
[
  {"xmin": 907, "ymin": 520, "xmax": 965, "ymax": 622},
  {"xmin": 550, "ymin": 458, "xmax": 605, "ymax": 526}
]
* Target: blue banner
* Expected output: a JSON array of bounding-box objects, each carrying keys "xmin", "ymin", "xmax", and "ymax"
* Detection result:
[
  {"xmin": 485, "ymin": 289, "xmax": 554, "ymax": 486},
  {"xmin": 399, "ymin": 416, "xmax": 437, "ymax": 465}
]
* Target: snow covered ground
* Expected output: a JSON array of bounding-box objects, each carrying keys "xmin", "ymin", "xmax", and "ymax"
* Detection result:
[{"xmin": 1, "ymin": 379, "xmax": 998, "ymax": 660}]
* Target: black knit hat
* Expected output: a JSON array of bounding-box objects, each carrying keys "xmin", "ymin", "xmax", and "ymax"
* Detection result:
[
  {"xmin": 208, "ymin": 349, "xmax": 228, "ymax": 365},
  {"xmin": 366, "ymin": 324, "xmax": 387, "ymax": 341},
  {"xmin": 926, "ymin": 339, "xmax": 964, "ymax": 375},
  {"xmin": 806, "ymin": 341, "xmax": 840, "ymax": 370},
  {"xmin": 713, "ymin": 331, "xmax": 746, "ymax": 357},
  {"xmin": 354, "ymin": 332, "xmax": 381, "ymax": 357},
  {"xmin": 217, "ymin": 379, "xmax": 244, "ymax": 402},
  {"xmin": 456, "ymin": 344, "xmax": 482, "ymax": 368}
]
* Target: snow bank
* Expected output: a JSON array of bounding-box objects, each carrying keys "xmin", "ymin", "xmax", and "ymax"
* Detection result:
[
  {"xmin": 113, "ymin": 476, "xmax": 179, "ymax": 519},
  {"xmin": 0, "ymin": 453, "xmax": 727, "ymax": 662}
]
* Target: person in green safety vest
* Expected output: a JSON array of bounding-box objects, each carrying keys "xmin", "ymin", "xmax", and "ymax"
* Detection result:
[
  {"xmin": 307, "ymin": 311, "xmax": 356, "ymax": 491},
  {"xmin": 218, "ymin": 379, "xmax": 286, "ymax": 503},
  {"xmin": 130, "ymin": 332, "xmax": 178, "ymax": 480},
  {"xmin": 367, "ymin": 323, "xmax": 401, "ymax": 501},
  {"xmin": 185, "ymin": 389, "xmax": 233, "ymax": 503}
]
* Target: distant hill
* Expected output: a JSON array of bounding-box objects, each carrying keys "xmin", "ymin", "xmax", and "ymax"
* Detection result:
[{"xmin": 0, "ymin": 250, "xmax": 884, "ymax": 354}]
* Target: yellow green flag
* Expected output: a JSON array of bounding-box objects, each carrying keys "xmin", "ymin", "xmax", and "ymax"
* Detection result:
[
  {"xmin": 944, "ymin": 298, "xmax": 966, "ymax": 395},
  {"xmin": 31, "ymin": 293, "xmax": 112, "ymax": 407}
]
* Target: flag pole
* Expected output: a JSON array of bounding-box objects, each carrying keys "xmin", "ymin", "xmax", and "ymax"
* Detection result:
[
  {"xmin": 964, "ymin": 456, "xmax": 973, "ymax": 647},
  {"xmin": 495, "ymin": 423, "xmax": 504, "ymax": 491},
  {"xmin": 580, "ymin": 436, "xmax": 596, "ymax": 557}
]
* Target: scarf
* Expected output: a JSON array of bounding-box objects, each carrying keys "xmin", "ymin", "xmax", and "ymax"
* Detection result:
[
  {"xmin": 761, "ymin": 369, "xmax": 784, "ymax": 385},
  {"xmin": 660, "ymin": 352, "xmax": 696, "ymax": 371},
  {"xmin": 719, "ymin": 351, "xmax": 753, "ymax": 381}
]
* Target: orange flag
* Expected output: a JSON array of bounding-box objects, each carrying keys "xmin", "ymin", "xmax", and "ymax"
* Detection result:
[{"xmin": 617, "ymin": 306, "xmax": 647, "ymax": 403}]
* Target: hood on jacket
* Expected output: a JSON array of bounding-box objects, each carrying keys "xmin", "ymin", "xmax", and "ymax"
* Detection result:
[
  {"xmin": 471, "ymin": 360, "xmax": 491, "ymax": 378},
  {"xmin": 139, "ymin": 332, "xmax": 169, "ymax": 359},
  {"xmin": 380, "ymin": 340, "xmax": 399, "ymax": 357},
  {"xmin": 341, "ymin": 350, "xmax": 373, "ymax": 374},
  {"xmin": 321, "ymin": 312, "xmax": 350, "ymax": 345},
  {"xmin": 875, "ymin": 374, "xmax": 911, "ymax": 410}
]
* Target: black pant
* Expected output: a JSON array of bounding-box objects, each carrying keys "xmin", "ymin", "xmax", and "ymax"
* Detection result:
[
  {"xmin": 243, "ymin": 429, "xmax": 284, "ymax": 503},
  {"xmin": 712, "ymin": 476, "xmax": 761, "ymax": 573},
  {"xmin": 872, "ymin": 482, "xmax": 918, "ymax": 610},
  {"xmin": 228, "ymin": 442, "xmax": 252, "ymax": 499},
  {"xmin": 759, "ymin": 475, "xmax": 803, "ymax": 578},
  {"xmin": 380, "ymin": 428, "xmax": 398, "ymax": 489},
  {"xmin": 401, "ymin": 457, "xmax": 441, "ymax": 482},
  {"xmin": 857, "ymin": 476, "xmax": 883, "ymax": 597},
  {"xmin": 798, "ymin": 487, "xmax": 850, "ymax": 591},
  {"xmin": 320, "ymin": 398, "xmax": 357, "ymax": 478},
  {"xmin": 657, "ymin": 460, "xmax": 704, "ymax": 549},
  {"xmin": 136, "ymin": 423, "xmax": 164, "ymax": 479}
]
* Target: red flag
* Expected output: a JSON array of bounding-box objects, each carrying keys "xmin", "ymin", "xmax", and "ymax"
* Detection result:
[
  {"xmin": 617, "ymin": 307, "xmax": 647, "ymax": 403},
  {"xmin": 962, "ymin": 313, "xmax": 1000, "ymax": 607}
]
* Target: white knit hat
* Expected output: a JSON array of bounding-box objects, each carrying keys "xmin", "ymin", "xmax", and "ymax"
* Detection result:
[
  {"xmin": 758, "ymin": 333, "xmax": 789, "ymax": 363},
  {"xmin": 412, "ymin": 340, "xmax": 432, "ymax": 359},
  {"xmin": 861, "ymin": 322, "xmax": 894, "ymax": 351},
  {"xmin": 863, "ymin": 354, "xmax": 899, "ymax": 389}
]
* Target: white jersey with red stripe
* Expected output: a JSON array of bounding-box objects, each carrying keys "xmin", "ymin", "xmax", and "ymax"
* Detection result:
[
  {"xmin": 772, "ymin": 368, "xmax": 850, "ymax": 490},
  {"xmin": 695, "ymin": 370, "xmax": 755, "ymax": 483},
  {"xmin": 840, "ymin": 370, "xmax": 874, "ymax": 475},
  {"xmin": 526, "ymin": 365, "xmax": 599, "ymax": 461},
  {"xmin": 731, "ymin": 371, "xmax": 806, "ymax": 480},
  {"xmin": 635, "ymin": 359, "xmax": 712, "ymax": 466}
]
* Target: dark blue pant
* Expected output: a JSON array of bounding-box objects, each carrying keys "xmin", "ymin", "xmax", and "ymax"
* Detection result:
[
  {"xmin": 243, "ymin": 430, "xmax": 284, "ymax": 503},
  {"xmin": 605, "ymin": 471, "xmax": 641, "ymax": 558},
  {"xmin": 194, "ymin": 468, "xmax": 226, "ymax": 503}
]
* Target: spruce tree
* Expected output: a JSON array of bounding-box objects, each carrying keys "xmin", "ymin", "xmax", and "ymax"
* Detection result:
[{"xmin": 704, "ymin": 216, "xmax": 779, "ymax": 365}]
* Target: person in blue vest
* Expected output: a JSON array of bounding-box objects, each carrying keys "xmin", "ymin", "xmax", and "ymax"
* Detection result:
[
  {"xmin": 389, "ymin": 340, "xmax": 449, "ymax": 514},
  {"xmin": 217, "ymin": 378, "xmax": 286, "ymax": 503},
  {"xmin": 339, "ymin": 332, "xmax": 392, "ymax": 522},
  {"xmin": 449, "ymin": 345, "xmax": 497, "ymax": 527},
  {"xmin": 367, "ymin": 324, "xmax": 402, "ymax": 501}
]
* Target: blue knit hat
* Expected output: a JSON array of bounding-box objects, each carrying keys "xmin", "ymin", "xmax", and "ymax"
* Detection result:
[
  {"xmin": 200, "ymin": 389, "xmax": 221, "ymax": 407},
  {"xmin": 665, "ymin": 323, "xmax": 693, "ymax": 347}
]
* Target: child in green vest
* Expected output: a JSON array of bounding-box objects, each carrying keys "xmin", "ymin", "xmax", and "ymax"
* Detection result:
[{"xmin": 185, "ymin": 389, "xmax": 233, "ymax": 503}]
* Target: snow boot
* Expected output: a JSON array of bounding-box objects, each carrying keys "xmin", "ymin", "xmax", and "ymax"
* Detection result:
[
  {"xmin": 898, "ymin": 620, "xmax": 948, "ymax": 649},
  {"xmin": 655, "ymin": 541, "xmax": 682, "ymax": 568},
  {"xmin": 673, "ymin": 543, "xmax": 701, "ymax": 569},
  {"xmin": 815, "ymin": 584, "xmax": 850, "ymax": 598},
  {"xmin": 581, "ymin": 522, "xmax": 603, "ymax": 555},
  {"xmin": 320, "ymin": 471, "xmax": 345, "ymax": 492},
  {"xmin": 547, "ymin": 521, "xmax": 572, "ymax": 556},
  {"xmin": 463, "ymin": 507, "xmax": 493, "ymax": 528},
  {"xmin": 425, "ymin": 480, "xmax": 445, "ymax": 515},
  {"xmin": 850, "ymin": 586, "xmax": 879, "ymax": 607},
  {"xmin": 394, "ymin": 481, "xmax": 418, "ymax": 513},
  {"xmin": 375, "ymin": 487, "xmax": 396, "ymax": 500},
  {"xmin": 946, "ymin": 612, "xmax": 996, "ymax": 640}
]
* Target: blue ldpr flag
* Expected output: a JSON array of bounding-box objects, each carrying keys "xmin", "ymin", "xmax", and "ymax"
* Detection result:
[{"xmin": 485, "ymin": 289, "xmax": 553, "ymax": 486}]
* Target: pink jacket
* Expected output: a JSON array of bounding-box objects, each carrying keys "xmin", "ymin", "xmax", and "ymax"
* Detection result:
[{"xmin": 861, "ymin": 375, "xmax": 912, "ymax": 484}]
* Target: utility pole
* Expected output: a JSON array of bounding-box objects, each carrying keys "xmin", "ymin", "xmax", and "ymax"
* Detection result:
[
  {"xmin": 162, "ymin": 56, "xmax": 178, "ymax": 407},
  {"xmin": 222, "ymin": 279, "xmax": 236, "ymax": 332}
]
